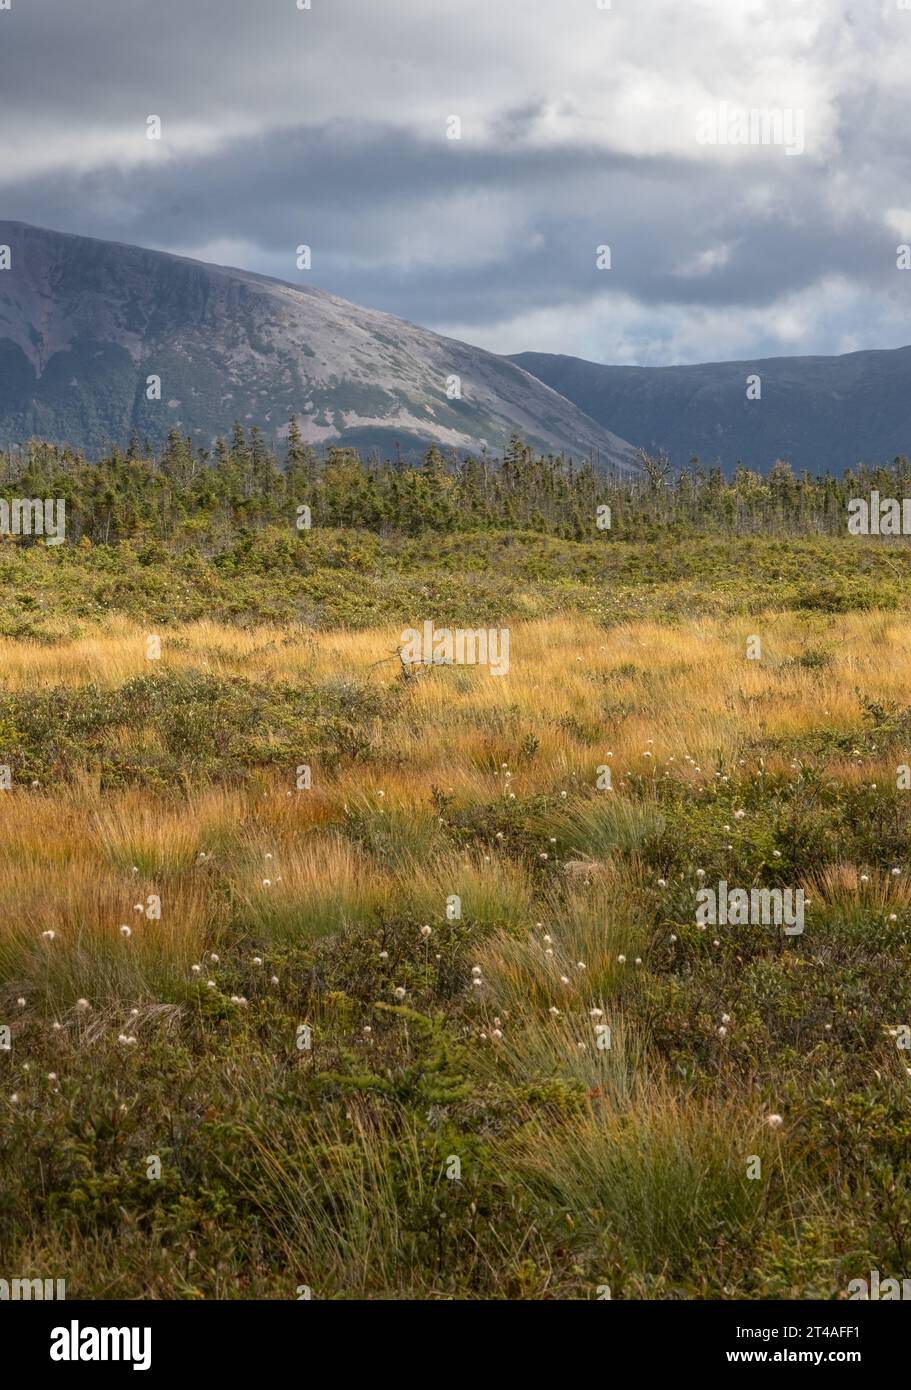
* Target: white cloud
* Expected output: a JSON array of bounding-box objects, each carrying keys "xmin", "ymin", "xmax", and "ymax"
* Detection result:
[
  {"xmin": 672, "ymin": 243, "xmax": 739, "ymax": 278},
  {"xmin": 437, "ymin": 275, "xmax": 911, "ymax": 366},
  {"xmin": 884, "ymin": 208, "xmax": 911, "ymax": 241},
  {"xmin": 1, "ymin": 0, "xmax": 909, "ymax": 362}
]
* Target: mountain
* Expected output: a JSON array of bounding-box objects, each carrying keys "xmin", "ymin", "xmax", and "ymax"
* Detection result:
[
  {"xmin": 510, "ymin": 347, "xmax": 911, "ymax": 475},
  {"xmin": 0, "ymin": 221, "xmax": 636, "ymax": 467}
]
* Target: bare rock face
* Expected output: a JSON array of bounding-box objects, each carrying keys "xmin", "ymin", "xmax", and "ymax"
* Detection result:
[{"xmin": 0, "ymin": 221, "xmax": 636, "ymax": 466}]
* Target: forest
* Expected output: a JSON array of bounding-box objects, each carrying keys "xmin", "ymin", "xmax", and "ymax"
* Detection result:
[{"xmin": 3, "ymin": 421, "xmax": 911, "ymax": 545}]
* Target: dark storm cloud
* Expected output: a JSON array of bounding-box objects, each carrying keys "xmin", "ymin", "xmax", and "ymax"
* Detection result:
[
  {"xmin": 0, "ymin": 0, "xmax": 909, "ymax": 362},
  {"xmin": 2, "ymin": 123, "xmax": 898, "ymax": 317}
]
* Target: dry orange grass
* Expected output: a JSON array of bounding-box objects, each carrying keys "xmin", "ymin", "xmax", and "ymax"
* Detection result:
[
  {"xmin": 1, "ymin": 610, "xmax": 905, "ymax": 781},
  {"xmin": 0, "ymin": 606, "xmax": 907, "ymax": 1004},
  {"xmin": 0, "ymin": 785, "xmax": 233, "ymax": 1001}
]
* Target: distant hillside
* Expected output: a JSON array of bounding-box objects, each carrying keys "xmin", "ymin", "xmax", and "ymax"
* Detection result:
[
  {"xmin": 0, "ymin": 221, "xmax": 637, "ymax": 467},
  {"xmin": 510, "ymin": 346, "xmax": 911, "ymax": 475}
]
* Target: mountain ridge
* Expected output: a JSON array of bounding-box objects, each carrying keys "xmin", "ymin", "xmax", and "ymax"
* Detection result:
[
  {"xmin": 0, "ymin": 220, "xmax": 637, "ymax": 467},
  {"xmin": 511, "ymin": 345, "xmax": 911, "ymax": 475}
]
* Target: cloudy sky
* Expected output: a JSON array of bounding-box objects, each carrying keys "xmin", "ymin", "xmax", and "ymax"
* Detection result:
[{"xmin": 1, "ymin": 0, "xmax": 910, "ymax": 365}]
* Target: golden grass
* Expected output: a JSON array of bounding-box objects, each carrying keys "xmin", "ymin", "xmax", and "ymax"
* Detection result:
[
  {"xmin": 1, "ymin": 611, "xmax": 904, "ymax": 785},
  {"xmin": 1, "ymin": 605, "xmax": 906, "ymax": 1002}
]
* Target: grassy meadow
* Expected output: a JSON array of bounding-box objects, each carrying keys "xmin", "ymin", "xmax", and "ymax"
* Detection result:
[{"xmin": 2, "ymin": 529, "xmax": 911, "ymax": 1298}]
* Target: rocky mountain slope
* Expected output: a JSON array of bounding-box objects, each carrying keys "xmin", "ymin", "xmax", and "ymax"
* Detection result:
[{"xmin": 0, "ymin": 221, "xmax": 636, "ymax": 466}]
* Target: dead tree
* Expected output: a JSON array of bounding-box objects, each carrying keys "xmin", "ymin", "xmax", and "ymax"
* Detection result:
[{"xmin": 636, "ymin": 446, "xmax": 673, "ymax": 490}]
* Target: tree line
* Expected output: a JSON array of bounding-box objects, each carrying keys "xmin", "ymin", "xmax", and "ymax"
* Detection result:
[{"xmin": 1, "ymin": 421, "xmax": 909, "ymax": 546}]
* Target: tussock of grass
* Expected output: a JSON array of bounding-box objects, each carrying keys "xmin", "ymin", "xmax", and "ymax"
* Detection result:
[
  {"xmin": 535, "ymin": 795, "xmax": 665, "ymax": 858},
  {"xmin": 509, "ymin": 1093, "xmax": 770, "ymax": 1287},
  {"xmin": 230, "ymin": 831, "xmax": 394, "ymax": 944}
]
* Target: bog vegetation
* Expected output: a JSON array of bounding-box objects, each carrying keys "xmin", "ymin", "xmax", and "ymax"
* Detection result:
[{"xmin": 1, "ymin": 431, "xmax": 910, "ymax": 1298}]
